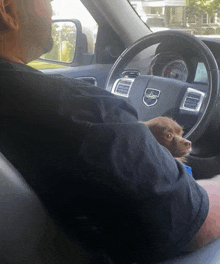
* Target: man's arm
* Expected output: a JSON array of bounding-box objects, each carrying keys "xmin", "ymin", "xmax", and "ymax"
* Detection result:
[{"xmin": 195, "ymin": 175, "xmax": 220, "ymax": 246}]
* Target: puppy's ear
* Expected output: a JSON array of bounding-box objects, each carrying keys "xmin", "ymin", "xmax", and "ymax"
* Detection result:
[{"xmin": 145, "ymin": 122, "xmax": 166, "ymax": 134}]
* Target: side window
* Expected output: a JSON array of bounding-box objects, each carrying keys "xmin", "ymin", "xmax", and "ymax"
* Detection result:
[{"xmin": 28, "ymin": 0, "xmax": 97, "ymax": 70}]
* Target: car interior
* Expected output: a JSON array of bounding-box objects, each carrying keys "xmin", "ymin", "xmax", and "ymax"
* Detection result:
[{"xmin": 3, "ymin": 0, "xmax": 220, "ymax": 263}]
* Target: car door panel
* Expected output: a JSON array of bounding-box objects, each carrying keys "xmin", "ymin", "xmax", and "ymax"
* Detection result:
[{"xmin": 41, "ymin": 64, "xmax": 113, "ymax": 89}]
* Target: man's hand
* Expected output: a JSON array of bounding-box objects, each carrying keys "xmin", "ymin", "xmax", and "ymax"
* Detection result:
[{"xmin": 195, "ymin": 175, "xmax": 220, "ymax": 247}]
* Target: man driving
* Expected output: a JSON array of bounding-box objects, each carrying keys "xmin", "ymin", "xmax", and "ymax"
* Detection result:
[{"xmin": 0, "ymin": 0, "xmax": 220, "ymax": 263}]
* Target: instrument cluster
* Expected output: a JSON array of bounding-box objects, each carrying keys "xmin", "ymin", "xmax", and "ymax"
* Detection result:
[{"xmin": 149, "ymin": 52, "xmax": 189, "ymax": 82}]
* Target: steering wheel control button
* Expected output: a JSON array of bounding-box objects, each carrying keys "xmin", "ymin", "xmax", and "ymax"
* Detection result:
[
  {"xmin": 112, "ymin": 78, "xmax": 135, "ymax": 97},
  {"xmin": 180, "ymin": 88, "xmax": 205, "ymax": 114},
  {"xmin": 187, "ymin": 92, "xmax": 201, "ymax": 99},
  {"xmin": 143, "ymin": 88, "xmax": 161, "ymax": 107}
]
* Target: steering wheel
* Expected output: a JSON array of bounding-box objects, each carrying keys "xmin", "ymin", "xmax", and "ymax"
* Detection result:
[{"xmin": 105, "ymin": 31, "xmax": 219, "ymax": 142}]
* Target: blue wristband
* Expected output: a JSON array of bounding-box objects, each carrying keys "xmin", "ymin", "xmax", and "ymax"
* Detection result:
[{"xmin": 184, "ymin": 165, "xmax": 192, "ymax": 176}]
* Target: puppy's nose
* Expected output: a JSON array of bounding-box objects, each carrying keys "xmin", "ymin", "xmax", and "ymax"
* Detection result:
[{"xmin": 184, "ymin": 140, "xmax": 191, "ymax": 147}]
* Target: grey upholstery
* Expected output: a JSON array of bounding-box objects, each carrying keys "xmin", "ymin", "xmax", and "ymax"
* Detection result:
[
  {"xmin": 0, "ymin": 152, "xmax": 87, "ymax": 264},
  {"xmin": 1, "ymin": 151, "xmax": 220, "ymax": 263},
  {"xmin": 0, "ymin": 152, "xmax": 51, "ymax": 263}
]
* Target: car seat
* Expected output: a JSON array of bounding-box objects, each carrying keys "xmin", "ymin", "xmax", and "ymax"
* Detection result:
[
  {"xmin": 0, "ymin": 152, "xmax": 87, "ymax": 264},
  {"xmin": 1, "ymin": 151, "xmax": 220, "ymax": 263}
]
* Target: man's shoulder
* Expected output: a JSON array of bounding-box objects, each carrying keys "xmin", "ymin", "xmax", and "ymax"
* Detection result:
[{"xmin": 0, "ymin": 60, "xmax": 41, "ymax": 74}]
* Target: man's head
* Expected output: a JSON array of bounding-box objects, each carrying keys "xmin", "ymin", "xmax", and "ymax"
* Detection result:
[{"xmin": 0, "ymin": 0, "xmax": 53, "ymax": 64}]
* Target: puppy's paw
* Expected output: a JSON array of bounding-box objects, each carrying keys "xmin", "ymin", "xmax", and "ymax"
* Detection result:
[{"xmin": 175, "ymin": 157, "xmax": 186, "ymax": 163}]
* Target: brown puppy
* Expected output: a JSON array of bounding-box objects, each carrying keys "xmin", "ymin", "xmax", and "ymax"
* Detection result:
[{"xmin": 141, "ymin": 117, "xmax": 191, "ymax": 162}]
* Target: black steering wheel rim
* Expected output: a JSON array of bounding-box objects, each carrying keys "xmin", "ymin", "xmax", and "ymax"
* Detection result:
[{"xmin": 105, "ymin": 31, "xmax": 219, "ymax": 142}]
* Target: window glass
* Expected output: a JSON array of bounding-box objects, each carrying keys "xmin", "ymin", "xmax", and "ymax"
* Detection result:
[
  {"xmin": 203, "ymin": 14, "xmax": 207, "ymax": 24},
  {"xmin": 194, "ymin": 62, "xmax": 208, "ymax": 83},
  {"xmin": 28, "ymin": 0, "xmax": 97, "ymax": 70},
  {"xmin": 52, "ymin": 0, "xmax": 97, "ymax": 53},
  {"xmin": 128, "ymin": 0, "xmax": 220, "ymax": 36}
]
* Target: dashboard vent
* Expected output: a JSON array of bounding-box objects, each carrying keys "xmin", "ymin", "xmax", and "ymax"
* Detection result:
[
  {"xmin": 113, "ymin": 78, "xmax": 134, "ymax": 97},
  {"xmin": 76, "ymin": 77, "xmax": 97, "ymax": 86},
  {"xmin": 122, "ymin": 70, "xmax": 140, "ymax": 78}
]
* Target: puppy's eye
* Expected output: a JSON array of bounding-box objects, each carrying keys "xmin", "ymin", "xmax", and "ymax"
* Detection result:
[{"xmin": 166, "ymin": 133, "xmax": 173, "ymax": 139}]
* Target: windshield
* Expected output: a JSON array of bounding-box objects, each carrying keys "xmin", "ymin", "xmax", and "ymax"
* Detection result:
[
  {"xmin": 128, "ymin": 0, "xmax": 220, "ymax": 36},
  {"xmin": 146, "ymin": 17, "xmax": 165, "ymax": 27}
]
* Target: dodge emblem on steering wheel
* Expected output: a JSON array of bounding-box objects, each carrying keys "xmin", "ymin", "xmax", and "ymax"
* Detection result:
[{"xmin": 143, "ymin": 88, "xmax": 161, "ymax": 107}]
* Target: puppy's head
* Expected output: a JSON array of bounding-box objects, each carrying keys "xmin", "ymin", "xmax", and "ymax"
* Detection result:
[{"xmin": 142, "ymin": 117, "xmax": 191, "ymax": 159}]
